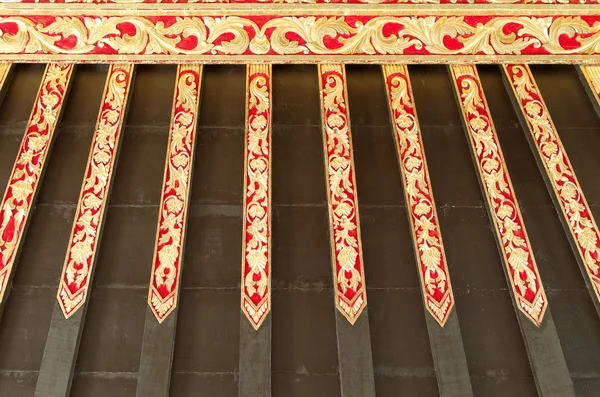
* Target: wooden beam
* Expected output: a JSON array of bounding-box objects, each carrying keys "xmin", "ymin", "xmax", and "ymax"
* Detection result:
[
  {"xmin": 0, "ymin": 63, "xmax": 74, "ymax": 319},
  {"xmin": 136, "ymin": 64, "xmax": 203, "ymax": 397},
  {"xmin": 318, "ymin": 64, "xmax": 376, "ymax": 397},
  {"xmin": 449, "ymin": 64, "xmax": 575, "ymax": 397},
  {"xmin": 33, "ymin": 64, "xmax": 135, "ymax": 397},
  {"xmin": 239, "ymin": 64, "xmax": 272, "ymax": 397},
  {"xmin": 382, "ymin": 64, "xmax": 473, "ymax": 397},
  {"xmin": 503, "ymin": 64, "xmax": 600, "ymax": 319}
]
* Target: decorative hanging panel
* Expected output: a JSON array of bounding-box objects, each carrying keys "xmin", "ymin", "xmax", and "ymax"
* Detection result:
[
  {"xmin": 383, "ymin": 64, "xmax": 455, "ymax": 327},
  {"xmin": 451, "ymin": 64, "xmax": 547, "ymax": 326},
  {"xmin": 57, "ymin": 64, "xmax": 134, "ymax": 319},
  {"xmin": 319, "ymin": 63, "xmax": 367, "ymax": 324},
  {"xmin": 0, "ymin": 63, "xmax": 74, "ymax": 305},
  {"xmin": 241, "ymin": 64, "xmax": 272, "ymax": 330},
  {"xmin": 504, "ymin": 64, "xmax": 600, "ymax": 308},
  {"xmin": 148, "ymin": 64, "xmax": 202, "ymax": 323}
]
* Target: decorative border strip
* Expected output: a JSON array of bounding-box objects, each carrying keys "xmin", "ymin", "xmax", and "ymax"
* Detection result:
[
  {"xmin": 580, "ymin": 66, "xmax": 600, "ymax": 108},
  {"xmin": 7, "ymin": 0, "xmax": 599, "ymax": 4},
  {"xmin": 319, "ymin": 63, "xmax": 367, "ymax": 324},
  {"xmin": 57, "ymin": 64, "xmax": 134, "ymax": 319},
  {"xmin": 148, "ymin": 64, "xmax": 202, "ymax": 323},
  {"xmin": 504, "ymin": 64, "xmax": 600, "ymax": 306},
  {"xmin": 383, "ymin": 64, "xmax": 454, "ymax": 327},
  {"xmin": 1, "ymin": 14, "xmax": 600, "ymax": 63},
  {"xmin": 450, "ymin": 64, "xmax": 547, "ymax": 326},
  {"xmin": 241, "ymin": 64, "xmax": 272, "ymax": 330},
  {"xmin": 0, "ymin": 63, "xmax": 74, "ymax": 304}
]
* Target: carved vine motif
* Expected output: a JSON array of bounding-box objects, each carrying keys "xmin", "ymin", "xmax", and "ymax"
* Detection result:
[
  {"xmin": 505, "ymin": 64, "xmax": 600, "ymax": 303},
  {"xmin": 57, "ymin": 64, "xmax": 134, "ymax": 318},
  {"xmin": 149, "ymin": 64, "xmax": 202, "ymax": 322},
  {"xmin": 241, "ymin": 64, "xmax": 272, "ymax": 330},
  {"xmin": 451, "ymin": 65, "xmax": 547, "ymax": 326},
  {"xmin": 1, "ymin": 15, "xmax": 600, "ymax": 60},
  {"xmin": 0, "ymin": 63, "xmax": 73, "ymax": 304},
  {"xmin": 383, "ymin": 64, "xmax": 454, "ymax": 326},
  {"xmin": 319, "ymin": 64, "xmax": 367, "ymax": 324}
]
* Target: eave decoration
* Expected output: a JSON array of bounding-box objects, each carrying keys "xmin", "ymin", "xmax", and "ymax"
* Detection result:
[
  {"xmin": 0, "ymin": 63, "xmax": 74, "ymax": 306},
  {"xmin": 57, "ymin": 64, "xmax": 134, "ymax": 319},
  {"xmin": 504, "ymin": 64, "xmax": 600, "ymax": 309},
  {"xmin": 319, "ymin": 63, "xmax": 367, "ymax": 324},
  {"xmin": 241, "ymin": 64, "xmax": 272, "ymax": 330},
  {"xmin": 0, "ymin": 4, "xmax": 599, "ymax": 64},
  {"xmin": 383, "ymin": 64, "xmax": 455, "ymax": 327},
  {"xmin": 451, "ymin": 64, "xmax": 547, "ymax": 326},
  {"xmin": 148, "ymin": 64, "xmax": 202, "ymax": 323}
]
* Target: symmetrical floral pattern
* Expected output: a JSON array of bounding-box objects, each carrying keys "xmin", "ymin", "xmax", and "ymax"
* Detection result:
[
  {"xmin": 451, "ymin": 65, "xmax": 547, "ymax": 326},
  {"xmin": 0, "ymin": 63, "xmax": 73, "ymax": 305},
  {"xmin": 149, "ymin": 64, "xmax": 202, "ymax": 323},
  {"xmin": 319, "ymin": 64, "xmax": 367, "ymax": 324},
  {"xmin": 1, "ymin": 15, "xmax": 600, "ymax": 63},
  {"xmin": 505, "ymin": 64, "xmax": 600, "ymax": 305},
  {"xmin": 580, "ymin": 66, "xmax": 600, "ymax": 111},
  {"xmin": 383, "ymin": 64, "xmax": 454, "ymax": 327},
  {"xmin": 57, "ymin": 64, "xmax": 134, "ymax": 319},
  {"xmin": 242, "ymin": 64, "xmax": 272, "ymax": 330}
]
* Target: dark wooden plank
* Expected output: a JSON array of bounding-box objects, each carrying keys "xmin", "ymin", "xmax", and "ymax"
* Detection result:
[
  {"xmin": 449, "ymin": 65, "xmax": 575, "ymax": 397},
  {"xmin": 425, "ymin": 311, "xmax": 474, "ymax": 397},
  {"xmin": 135, "ymin": 309, "xmax": 178, "ymax": 397},
  {"xmin": 239, "ymin": 312, "xmax": 272, "ymax": 397},
  {"xmin": 33, "ymin": 303, "xmax": 84, "ymax": 397},
  {"xmin": 335, "ymin": 309, "xmax": 376, "ymax": 397}
]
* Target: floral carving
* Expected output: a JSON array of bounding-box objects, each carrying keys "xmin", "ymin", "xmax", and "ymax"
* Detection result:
[
  {"xmin": 383, "ymin": 64, "xmax": 454, "ymax": 326},
  {"xmin": 505, "ymin": 64, "xmax": 600, "ymax": 305},
  {"xmin": 242, "ymin": 64, "xmax": 272, "ymax": 330},
  {"xmin": 319, "ymin": 64, "xmax": 367, "ymax": 324},
  {"xmin": 451, "ymin": 65, "xmax": 547, "ymax": 326},
  {"xmin": 1, "ymin": 15, "xmax": 600, "ymax": 62},
  {"xmin": 57, "ymin": 64, "xmax": 134, "ymax": 318},
  {"xmin": 149, "ymin": 64, "xmax": 202, "ymax": 323},
  {"xmin": 0, "ymin": 63, "xmax": 73, "ymax": 304}
]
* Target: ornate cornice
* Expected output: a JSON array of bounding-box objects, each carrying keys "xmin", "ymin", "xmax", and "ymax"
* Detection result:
[{"xmin": 0, "ymin": 9, "xmax": 599, "ymax": 63}]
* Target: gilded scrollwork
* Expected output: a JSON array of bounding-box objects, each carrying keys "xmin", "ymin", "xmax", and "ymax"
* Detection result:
[
  {"xmin": 1, "ymin": 15, "xmax": 600, "ymax": 62},
  {"xmin": 149, "ymin": 64, "xmax": 202, "ymax": 323},
  {"xmin": 383, "ymin": 64, "xmax": 454, "ymax": 326},
  {"xmin": 57, "ymin": 64, "xmax": 134, "ymax": 318},
  {"xmin": 241, "ymin": 64, "xmax": 272, "ymax": 330},
  {"xmin": 505, "ymin": 64, "xmax": 600, "ymax": 305},
  {"xmin": 9, "ymin": 0, "xmax": 600, "ymax": 4},
  {"xmin": 319, "ymin": 64, "xmax": 367, "ymax": 324},
  {"xmin": 0, "ymin": 63, "xmax": 73, "ymax": 304},
  {"xmin": 451, "ymin": 65, "xmax": 547, "ymax": 326}
]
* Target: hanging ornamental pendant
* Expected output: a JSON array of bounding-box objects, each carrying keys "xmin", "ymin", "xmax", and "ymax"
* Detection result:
[
  {"xmin": 383, "ymin": 64, "xmax": 455, "ymax": 327},
  {"xmin": 148, "ymin": 64, "xmax": 202, "ymax": 323},
  {"xmin": 241, "ymin": 64, "xmax": 273, "ymax": 330},
  {"xmin": 505, "ymin": 64, "xmax": 600, "ymax": 308},
  {"xmin": 57, "ymin": 64, "xmax": 134, "ymax": 319},
  {"xmin": 0, "ymin": 63, "xmax": 74, "ymax": 305},
  {"xmin": 451, "ymin": 65, "xmax": 547, "ymax": 327},
  {"xmin": 318, "ymin": 64, "xmax": 367, "ymax": 325}
]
